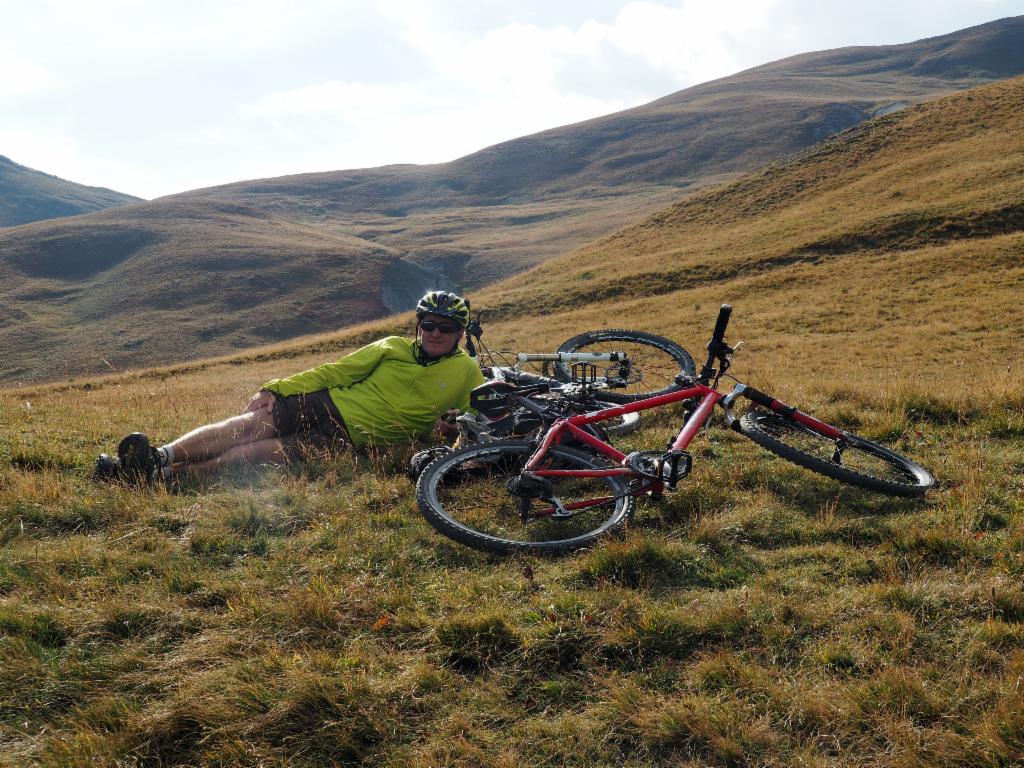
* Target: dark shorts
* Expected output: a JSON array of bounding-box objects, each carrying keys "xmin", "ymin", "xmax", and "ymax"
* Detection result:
[{"xmin": 270, "ymin": 390, "xmax": 350, "ymax": 462}]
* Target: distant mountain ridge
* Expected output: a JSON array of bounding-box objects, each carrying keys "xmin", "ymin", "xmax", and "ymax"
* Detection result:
[
  {"xmin": 0, "ymin": 155, "xmax": 142, "ymax": 228},
  {"xmin": 181, "ymin": 16, "xmax": 1024, "ymax": 212},
  {"xmin": 1, "ymin": 16, "xmax": 1023, "ymax": 384}
]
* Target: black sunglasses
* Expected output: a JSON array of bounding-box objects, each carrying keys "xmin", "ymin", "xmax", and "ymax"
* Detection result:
[{"xmin": 420, "ymin": 320, "xmax": 461, "ymax": 334}]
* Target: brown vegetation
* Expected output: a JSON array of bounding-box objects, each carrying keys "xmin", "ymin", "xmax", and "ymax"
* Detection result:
[
  {"xmin": 1, "ymin": 74, "xmax": 1023, "ymax": 766},
  {"xmin": 0, "ymin": 155, "xmax": 140, "ymax": 228}
]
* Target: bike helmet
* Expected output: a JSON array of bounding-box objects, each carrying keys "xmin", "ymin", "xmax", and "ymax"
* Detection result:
[{"xmin": 416, "ymin": 290, "xmax": 471, "ymax": 328}]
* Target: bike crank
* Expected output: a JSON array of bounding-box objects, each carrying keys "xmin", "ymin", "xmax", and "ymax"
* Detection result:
[{"xmin": 624, "ymin": 450, "xmax": 692, "ymax": 491}]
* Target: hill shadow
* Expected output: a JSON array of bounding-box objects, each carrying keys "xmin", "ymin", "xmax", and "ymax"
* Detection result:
[{"xmin": 9, "ymin": 226, "xmax": 162, "ymax": 280}]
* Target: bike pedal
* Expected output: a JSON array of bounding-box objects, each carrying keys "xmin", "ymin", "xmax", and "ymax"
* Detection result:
[
  {"xmin": 624, "ymin": 451, "xmax": 664, "ymax": 480},
  {"xmin": 662, "ymin": 450, "xmax": 693, "ymax": 491}
]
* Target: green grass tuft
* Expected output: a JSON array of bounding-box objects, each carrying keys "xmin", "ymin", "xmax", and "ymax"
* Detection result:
[
  {"xmin": 574, "ymin": 535, "xmax": 759, "ymax": 591},
  {"xmin": 436, "ymin": 613, "xmax": 522, "ymax": 672}
]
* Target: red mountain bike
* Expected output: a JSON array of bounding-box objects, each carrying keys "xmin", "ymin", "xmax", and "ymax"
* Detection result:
[{"xmin": 416, "ymin": 305, "xmax": 937, "ymax": 554}]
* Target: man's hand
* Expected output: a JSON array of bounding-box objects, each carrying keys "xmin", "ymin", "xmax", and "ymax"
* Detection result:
[
  {"xmin": 244, "ymin": 390, "xmax": 275, "ymax": 415},
  {"xmin": 435, "ymin": 409, "xmax": 460, "ymax": 437}
]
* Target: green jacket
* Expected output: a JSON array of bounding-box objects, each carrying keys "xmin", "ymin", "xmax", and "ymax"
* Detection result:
[{"xmin": 261, "ymin": 337, "xmax": 485, "ymax": 447}]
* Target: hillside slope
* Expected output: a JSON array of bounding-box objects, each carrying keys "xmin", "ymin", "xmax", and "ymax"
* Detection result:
[
  {"xmin": 1, "ymin": 17, "xmax": 1021, "ymax": 385},
  {"xmin": 474, "ymin": 76, "xmax": 1024, "ymax": 384},
  {"xmin": 1, "ymin": 73, "xmax": 1022, "ymax": 768},
  {"xmin": 10, "ymin": 74, "xmax": 1022, "ymax": 397},
  {"xmin": 0, "ymin": 202, "xmax": 397, "ymax": 382},
  {"xmin": 0, "ymin": 155, "xmax": 142, "ymax": 228}
]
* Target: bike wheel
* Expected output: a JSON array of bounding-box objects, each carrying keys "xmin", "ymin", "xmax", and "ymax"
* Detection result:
[
  {"xmin": 553, "ymin": 329, "xmax": 696, "ymax": 403},
  {"xmin": 601, "ymin": 407, "xmax": 640, "ymax": 437},
  {"xmin": 416, "ymin": 439, "xmax": 636, "ymax": 555},
  {"xmin": 738, "ymin": 410, "xmax": 936, "ymax": 497}
]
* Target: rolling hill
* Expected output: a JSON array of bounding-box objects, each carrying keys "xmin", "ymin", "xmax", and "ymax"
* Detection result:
[
  {"xmin": 0, "ymin": 155, "xmax": 142, "ymax": 228},
  {"xmin": 176, "ymin": 15, "xmax": 1024, "ymax": 286},
  {"xmin": 1, "ymin": 70, "xmax": 1022, "ymax": 768},
  {"xmin": 0, "ymin": 201, "xmax": 397, "ymax": 382},
  {"xmin": 1, "ymin": 16, "xmax": 1022, "ymax": 385}
]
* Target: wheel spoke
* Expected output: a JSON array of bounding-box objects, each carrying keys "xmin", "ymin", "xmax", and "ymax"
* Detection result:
[
  {"xmin": 739, "ymin": 410, "xmax": 935, "ymax": 496},
  {"xmin": 417, "ymin": 440, "xmax": 635, "ymax": 553}
]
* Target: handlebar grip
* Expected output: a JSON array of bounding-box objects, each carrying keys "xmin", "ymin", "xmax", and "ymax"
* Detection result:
[
  {"xmin": 744, "ymin": 387, "xmax": 775, "ymax": 409},
  {"xmin": 711, "ymin": 304, "xmax": 732, "ymax": 344}
]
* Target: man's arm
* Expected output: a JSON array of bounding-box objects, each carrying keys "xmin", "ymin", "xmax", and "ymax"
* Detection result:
[
  {"xmin": 456, "ymin": 361, "xmax": 487, "ymax": 412},
  {"xmin": 261, "ymin": 338, "xmax": 392, "ymax": 396},
  {"xmin": 433, "ymin": 358, "xmax": 487, "ymax": 434},
  {"xmin": 244, "ymin": 390, "xmax": 275, "ymax": 414}
]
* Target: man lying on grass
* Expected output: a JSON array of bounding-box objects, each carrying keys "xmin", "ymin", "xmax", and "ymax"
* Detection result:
[{"xmin": 95, "ymin": 291, "xmax": 485, "ymax": 486}]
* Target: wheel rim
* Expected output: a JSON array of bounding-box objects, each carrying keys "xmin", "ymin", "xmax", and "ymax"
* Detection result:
[
  {"xmin": 560, "ymin": 337, "xmax": 688, "ymax": 399},
  {"xmin": 426, "ymin": 444, "xmax": 629, "ymax": 547},
  {"xmin": 753, "ymin": 414, "xmax": 921, "ymax": 487}
]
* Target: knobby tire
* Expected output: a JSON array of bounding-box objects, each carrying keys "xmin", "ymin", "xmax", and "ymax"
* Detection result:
[
  {"xmin": 416, "ymin": 439, "xmax": 636, "ymax": 554},
  {"xmin": 553, "ymin": 329, "xmax": 696, "ymax": 403},
  {"xmin": 738, "ymin": 410, "xmax": 936, "ymax": 497}
]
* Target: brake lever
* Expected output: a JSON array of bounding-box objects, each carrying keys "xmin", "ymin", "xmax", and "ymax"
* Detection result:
[{"xmin": 716, "ymin": 340, "xmax": 742, "ymax": 380}]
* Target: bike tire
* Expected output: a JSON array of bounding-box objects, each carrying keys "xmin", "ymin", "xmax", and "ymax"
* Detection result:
[
  {"xmin": 553, "ymin": 329, "xmax": 696, "ymax": 403},
  {"xmin": 416, "ymin": 439, "xmax": 636, "ymax": 555},
  {"xmin": 485, "ymin": 368, "xmax": 640, "ymax": 438},
  {"xmin": 602, "ymin": 408, "xmax": 641, "ymax": 437},
  {"xmin": 738, "ymin": 410, "xmax": 936, "ymax": 497}
]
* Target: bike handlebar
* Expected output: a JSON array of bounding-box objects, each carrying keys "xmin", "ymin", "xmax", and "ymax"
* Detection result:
[
  {"xmin": 711, "ymin": 304, "xmax": 732, "ymax": 344},
  {"xmin": 699, "ymin": 304, "xmax": 733, "ymax": 382}
]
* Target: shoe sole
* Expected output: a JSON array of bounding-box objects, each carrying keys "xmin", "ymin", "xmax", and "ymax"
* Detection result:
[{"xmin": 118, "ymin": 433, "xmax": 155, "ymax": 482}]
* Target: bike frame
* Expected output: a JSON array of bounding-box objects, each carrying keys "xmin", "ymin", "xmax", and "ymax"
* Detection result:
[
  {"xmin": 525, "ymin": 383, "xmax": 720, "ymax": 480},
  {"xmin": 520, "ymin": 379, "xmax": 845, "ymax": 507}
]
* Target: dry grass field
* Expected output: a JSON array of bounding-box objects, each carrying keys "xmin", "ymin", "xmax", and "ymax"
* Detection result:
[{"xmin": 0, "ymin": 78, "xmax": 1022, "ymax": 766}]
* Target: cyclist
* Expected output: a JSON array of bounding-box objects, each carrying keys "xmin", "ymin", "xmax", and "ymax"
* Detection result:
[{"xmin": 95, "ymin": 291, "xmax": 485, "ymax": 485}]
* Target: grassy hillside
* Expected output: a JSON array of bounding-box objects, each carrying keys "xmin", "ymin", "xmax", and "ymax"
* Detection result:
[
  {"xmin": 0, "ymin": 201, "xmax": 398, "ymax": 383},
  {"xmin": 0, "ymin": 155, "xmax": 141, "ymax": 228},
  {"xmin": 172, "ymin": 15, "xmax": 1024, "ymax": 283},
  {"xmin": 1, "ymin": 76, "xmax": 1023, "ymax": 766},
  {"xmin": 2, "ymin": 17, "xmax": 1022, "ymax": 385}
]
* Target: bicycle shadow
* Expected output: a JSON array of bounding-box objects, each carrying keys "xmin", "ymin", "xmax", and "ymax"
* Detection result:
[{"xmin": 753, "ymin": 472, "xmax": 928, "ymax": 519}]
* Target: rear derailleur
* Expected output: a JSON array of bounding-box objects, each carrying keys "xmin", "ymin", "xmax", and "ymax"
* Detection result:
[{"xmin": 507, "ymin": 472, "xmax": 572, "ymax": 520}]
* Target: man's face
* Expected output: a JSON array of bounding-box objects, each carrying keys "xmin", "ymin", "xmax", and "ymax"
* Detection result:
[{"xmin": 419, "ymin": 313, "xmax": 463, "ymax": 358}]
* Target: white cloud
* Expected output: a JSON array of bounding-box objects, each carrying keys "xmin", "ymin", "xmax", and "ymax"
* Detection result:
[
  {"xmin": 0, "ymin": 125, "xmax": 80, "ymax": 177},
  {"xmin": 2, "ymin": 0, "xmax": 1021, "ymax": 197},
  {"xmin": 0, "ymin": 50, "xmax": 61, "ymax": 102},
  {"xmin": 240, "ymin": 82, "xmax": 429, "ymax": 119}
]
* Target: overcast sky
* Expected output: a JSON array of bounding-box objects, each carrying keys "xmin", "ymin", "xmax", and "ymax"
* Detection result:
[{"xmin": 2, "ymin": 0, "xmax": 1021, "ymax": 199}]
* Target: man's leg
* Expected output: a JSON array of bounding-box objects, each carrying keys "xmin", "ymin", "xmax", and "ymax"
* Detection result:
[
  {"xmin": 166, "ymin": 436, "xmax": 286, "ymax": 480},
  {"xmin": 161, "ymin": 410, "xmax": 276, "ymax": 465},
  {"xmin": 100, "ymin": 401, "xmax": 284, "ymax": 484}
]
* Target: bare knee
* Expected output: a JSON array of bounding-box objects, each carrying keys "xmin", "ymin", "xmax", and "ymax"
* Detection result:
[{"xmin": 225, "ymin": 410, "xmax": 276, "ymax": 442}]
